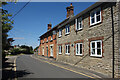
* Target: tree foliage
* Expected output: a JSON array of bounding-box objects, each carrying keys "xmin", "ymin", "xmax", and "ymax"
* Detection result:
[
  {"xmin": 11, "ymin": 45, "xmax": 34, "ymax": 55},
  {"xmin": 2, "ymin": 2, "xmax": 14, "ymax": 59},
  {"xmin": 34, "ymin": 46, "xmax": 39, "ymax": 52}
]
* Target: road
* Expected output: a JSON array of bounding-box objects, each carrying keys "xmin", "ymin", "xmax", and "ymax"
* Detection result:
[{"xmin": 16, "ymin": 55, "xmax": 91, "ymax": 79}]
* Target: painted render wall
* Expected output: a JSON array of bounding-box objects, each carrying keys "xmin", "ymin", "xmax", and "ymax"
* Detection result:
[{"xmin": 56, "ymin": 2, "xmax": 120, "ymax": 78}]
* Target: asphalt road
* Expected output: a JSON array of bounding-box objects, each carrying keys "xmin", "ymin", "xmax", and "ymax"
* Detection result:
[{"xmin": 16, "ymin": 55, "xmax": 91, "ymax": 78}]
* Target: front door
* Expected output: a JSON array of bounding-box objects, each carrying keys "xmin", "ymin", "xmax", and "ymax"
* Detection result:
[
  {"xmin": 50, "ymin": 46, "xmax": 53, "ymax": 57},
  {"xmin": 46, "ymin": 47, "xmax": 48, "ymax": 57}
]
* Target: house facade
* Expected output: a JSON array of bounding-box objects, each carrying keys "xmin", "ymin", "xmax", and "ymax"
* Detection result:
[
  {"xmin": 38, "ymin": 2, "xmax": 120, "ymax": 78},
  {"xmin": 38, "ymin": 24, "xmax": 57, "ymax": 58}
]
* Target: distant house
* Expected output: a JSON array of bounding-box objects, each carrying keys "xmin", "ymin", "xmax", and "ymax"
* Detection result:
[{"xmin": 38, "ymin": 2, "xmax": 120, "ymax": 78}]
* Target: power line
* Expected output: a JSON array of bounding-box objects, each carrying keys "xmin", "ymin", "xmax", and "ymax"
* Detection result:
[{"xmin": 10, "ymin": 0, "xmax": 31, "ymax": 20}]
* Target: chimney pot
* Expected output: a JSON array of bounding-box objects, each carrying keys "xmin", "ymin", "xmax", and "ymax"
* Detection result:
[
  {"xmin": 66, "ymin": 3, "xmax": 74, "ymax": 18},
  {"xmin": 47, "ymin": 23, "xmax": 52, "ymax": 31}
]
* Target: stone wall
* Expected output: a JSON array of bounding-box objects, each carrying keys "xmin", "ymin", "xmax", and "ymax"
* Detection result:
[{"xmin": 56, "ymin": 2, "xmax": 119, "ymax": 78}]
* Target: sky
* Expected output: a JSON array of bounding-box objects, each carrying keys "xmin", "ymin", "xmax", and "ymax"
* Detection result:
[{"xmin": 3, "ymin": 2, "xmax": 95, "ymax": 49}]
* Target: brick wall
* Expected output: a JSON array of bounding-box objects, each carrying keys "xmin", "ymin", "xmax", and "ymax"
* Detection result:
[{"xmin": 38, "ymin": 32, "xmax": 57, "ymax": 59}]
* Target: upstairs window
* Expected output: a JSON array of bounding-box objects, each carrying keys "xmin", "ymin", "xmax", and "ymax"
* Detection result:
[
  {"xmin": 46, "ymin": 37, "xmax": 48, "ymax": 42},
  {"xmin": 51, "ymin": 35, "xmax": 53, "ymax": 40},
  {"xmin": 90, "ymin": 40, "xmax": 102, "ymax": 57},
  {"xmin": 65, "ymin": 44, "xmax": 70, "ymax": 54},
  {"xmin": 76, "ymin": 43, "xmax": 83, "ymax": 55},
  {"xmin": 90, "ymin": 8, "xmax": 101, "ymax": 26},
  {"xmin": 59, "ymin": 45, "xmax": 62, "ymax": 54},
  {"xmin": 65, "ymin": 25, "xmax": 70, "ymax": 35},
  {"xmin": 76, "ymin": 17, "xmax": 82, "ymax": 30},
  {"xmin": 43, "ymin": 39, "xmax": 44, "ymax": 43},
  {"xmin": 59, "ymin": 29, "xmax": 62, "ymax": 37}
]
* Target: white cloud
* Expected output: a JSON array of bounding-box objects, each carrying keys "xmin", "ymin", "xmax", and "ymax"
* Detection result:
[{"xmin": 14, "ymin": 37, "xmax": 25, "ymax": 40}]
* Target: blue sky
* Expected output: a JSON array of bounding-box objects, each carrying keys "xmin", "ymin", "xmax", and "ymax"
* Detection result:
[{"xmin": 3, "ymin": 2, "xmax": 95, "ymax": 49}]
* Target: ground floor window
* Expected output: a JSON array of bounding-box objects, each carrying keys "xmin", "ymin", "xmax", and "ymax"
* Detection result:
[
  {"xmin": 65, "ymin": 44, "xmax": 70, "ymax": 54},
  {"xmin": 76, "ymin": 43, "xmax": 83, "ymax": 55},
  {"xmin": 42, "ymin": 47, "xmax": 44, "ymax": 55},
  {"xmin": 90, "ymin": 40, "xmax": 102, "ymax": 57},
  {"xmin": 59, "ymin": 45, "xmax": 62, "ymax": 54}
]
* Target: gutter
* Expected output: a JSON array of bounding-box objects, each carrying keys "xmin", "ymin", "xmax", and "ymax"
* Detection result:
[{"xmin": 111, "ymin": 2, "xmax": 115, "ymax": 78}]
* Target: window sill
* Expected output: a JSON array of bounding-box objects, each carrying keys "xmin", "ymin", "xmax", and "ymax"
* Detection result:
[
  {"xmin": 59, "ymin": 53, "xmax": 62, "ymax": 55},
  {"xmin": 90, "ymin": 21, "xmax": 102, "ymax": 27},
  {"xmin": 75, "ymin": 28, "xmax": 83, "ymax": 32},
  {"xmin": 65, "ymin": 32, "xmax": 70, "ymax": 36},
  {"xmin": 58, "ymin": 36, "xmax": 62, "ymax": 38},
  {"xmin": 75, "ymin": 54, "xmax": 83, "ymax": 56},
  {"xmin": 90, "ymin": 55, "xmax": 102, "ymax": 58},
  {"xmin": 65, "ymin": 53, "xmax": 70, "ymax": 55},
  {"xmin": 50, "ymin": 40, "xmax": 53, "ymax": 42}
]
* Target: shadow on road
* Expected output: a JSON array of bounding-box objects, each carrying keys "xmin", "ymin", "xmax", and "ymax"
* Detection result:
[{"xmin": 2, "ymin": 57, "xmax": 33, "ymax": 80}]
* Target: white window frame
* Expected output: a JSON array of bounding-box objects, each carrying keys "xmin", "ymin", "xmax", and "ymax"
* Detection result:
[
  {"xmin": 42, "ymin": 47, "xmax": 44, "ymax": 55},
  {"xmin": 76, "ymin": 17, "xmax": 83, "ymax": 31},
  {"xmin": 51, "ymin": 35, "xmax": 53, "ymax": 40},
  {"xmin": 59, "ymin": 29, "xmax": 62, "ymax": 37},
  {"xmin": 90, "ymin": 40, "xmax": 102, "ymax": 57},
  {"xmin": 65, "ymin": 25, "xmax": 70, "ymax": 35},
  {"xmin": 76, "ymin": 43, "xmax": 83, "ymax": 56},
  {"xmin": 65, "ymin": 44, "xmax": 70, "ymax": 54},
  {"xmin": 59, "ymin": 45, "xmax": 62, "ymax": 54},
  {"xmin": 90, "ymin": 8, "xmax": 101, "ymax": 26},
  {"xmin": 46, "ymin": 37, "xmax": 48, "ymax": 42},
  {"xmin": 43, "ymin": 40, "xmax": 44, "ymax": 43}
]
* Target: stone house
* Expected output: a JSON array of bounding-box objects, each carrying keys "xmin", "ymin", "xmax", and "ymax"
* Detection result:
[{"xmin": 38, "ymin": 2, "xmax": 120, "ymax": 78}]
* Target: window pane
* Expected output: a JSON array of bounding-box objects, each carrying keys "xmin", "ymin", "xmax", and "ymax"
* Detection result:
[
  {"xmin": 66, "ymin": 46, "xmax": 67, "ymax": 53},
  {"xmin": 92, "ymin": 42, "xmax": 95, "ymax": 48},
  {"xmin": 76, "ymin": 44, "xmax": 78, "ymax": 54},
  {"xmin": 92, "ymin": 49, "xmax": 95, "ymax": 55},
  {"xmin": 68, "ymin": 26, "xmax": 70, "ymax": 32},
  {"xmin": 77, "ymin": 24, "xmax": 79, "ymax": 30},
  {"xmin": 79, "ymin": 23, "xmax": 82, "ymax": 28},
  {"xmin": 96, "ymin": 15, "xmax": 100, "ymax": 22},
  {"xmin": 97, "ymin": 49, "xmax": 101, "ymax": 55},
  {"xmin": 97, "ymin": 42, "xmax": 101, "ymax": 48},
  {"xmin": 91, "ymin": 18, "xmax": 95, "ymax": 24},
  {"xmin": 66, "ymin": 27, "xmax": 67, "ymax": 33},
  {"xmin": 96, "ymin": 10, "xmax": 100, "ymax": 15},
  {"xmin": 68, "ymin": 45, "xmax": 70, "ymax": 53},
  {"xmin": 91, "ymin": 12, "xmax": 95, "ymax": 17},
  {"xmin": 80, "ymin": 44, "xmax": 82, "ymax": 54}
]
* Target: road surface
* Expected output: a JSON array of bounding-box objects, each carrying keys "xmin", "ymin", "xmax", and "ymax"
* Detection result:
[{"xmin": 16, "ymin": 55, "xmax": 92, "ymax": 79}]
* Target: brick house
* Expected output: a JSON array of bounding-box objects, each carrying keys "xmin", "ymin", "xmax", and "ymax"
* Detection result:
[{"xmin": 38, "ymin": 2, "xmax": 120, "ymax": 78}]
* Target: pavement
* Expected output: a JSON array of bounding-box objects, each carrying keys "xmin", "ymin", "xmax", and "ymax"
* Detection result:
[
  {"xmin": 2, "ymin": 56, "xmax": 17, "ymax": 80},
  {"xmin": 2, "ymin": 54, "xmax": 110, "ymax": 80}
]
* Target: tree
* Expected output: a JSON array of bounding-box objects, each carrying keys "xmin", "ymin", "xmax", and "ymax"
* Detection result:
[
  {"xmin": 2, "ymin": 2, "xmax": 14, "ymax": 60},
  {"xmin": 34, "ymin": 46, "xmax": 39, "ymax": 52}
]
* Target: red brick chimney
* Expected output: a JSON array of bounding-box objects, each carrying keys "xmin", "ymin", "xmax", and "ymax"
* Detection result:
[
  {"xmin": 66, "ymin": 3, "xmax": 74, "ymax": 18},
  {"xmin": 47, "ymin": 23, "xmax": 52, "ymax": 31}
]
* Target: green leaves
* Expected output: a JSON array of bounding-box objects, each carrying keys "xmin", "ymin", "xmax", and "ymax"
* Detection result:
[{"xmin": 2, "ymin": 2, "xmax": 14, "ymax": 54}]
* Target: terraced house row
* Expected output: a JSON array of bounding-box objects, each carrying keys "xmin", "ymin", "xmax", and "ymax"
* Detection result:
[{"xmin": 38, "ymin": 2, "xmax": 120, "ymax": 78}]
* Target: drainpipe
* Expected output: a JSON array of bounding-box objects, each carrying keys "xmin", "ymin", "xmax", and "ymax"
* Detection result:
[{"xmin": 111, "ymin": 3, "xmax": 114, "ymax": 78}]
